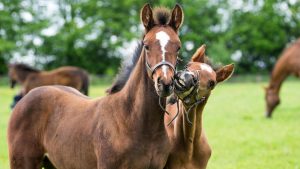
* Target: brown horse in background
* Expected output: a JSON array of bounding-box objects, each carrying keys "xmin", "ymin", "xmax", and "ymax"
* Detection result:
[
  {"xmin": 8, "ymin": 4, "xmax": 183, "ymax": 169},
  {"xmin": 8, "ymin": 63, "xmax": 89, "ymax": 95},
  {"xmin": 265, "ymin": 38, "xmax": 300, "ymax": 118},
  {"xmin": 164, "ymin": 45, "xmax": 234, "ymax": 169}
]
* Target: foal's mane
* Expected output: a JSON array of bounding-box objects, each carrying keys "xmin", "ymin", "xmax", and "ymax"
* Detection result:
[
  {"xmin": 12, "ymin": 63, "xmax": 40, "ymax": 73},
  {"xmin": 107, "ymin": 7, "xmax": 172, "ymax": 94},
  {"xmin": 106, "ymin": 42, "xmax": 143, "ymax": 94}
]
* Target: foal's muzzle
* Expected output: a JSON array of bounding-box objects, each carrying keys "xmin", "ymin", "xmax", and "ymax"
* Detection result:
[
  {"xmin": 148, "ymin": 61, "xmax": 176, "ymax": 97},
  {"xmin": 156, "ymin": 77, "xmax": 174, "ymax": 97},
  {"xmin": 174, "ymin": 71, "xmax": 197, "ymax": 92}
]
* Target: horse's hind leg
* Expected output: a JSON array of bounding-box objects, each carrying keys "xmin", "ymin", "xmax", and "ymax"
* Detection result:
[{"xmin": 8, "ymin": 137, "xmax": 44, "ymax": 169}]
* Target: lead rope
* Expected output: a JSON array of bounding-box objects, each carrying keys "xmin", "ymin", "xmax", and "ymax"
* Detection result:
[
  {"xmin": 184, "ymin": 97, "xmax": 206, "ymax": 126},
  {"xmin": 167, "ymin": 99, "xmax": 180, "ymax": 126},
  {"xmin": 159, "ymin": 96, "xmax": 170, "ymax": 115}
]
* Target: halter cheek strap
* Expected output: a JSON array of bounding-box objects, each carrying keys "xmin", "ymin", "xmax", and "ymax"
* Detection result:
[{"xmin": 145, "ymin": 60, "xmax": 176, "ymax": 79}]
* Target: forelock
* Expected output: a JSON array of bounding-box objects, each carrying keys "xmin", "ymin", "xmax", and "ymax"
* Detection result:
[{"xmin": 153, "ymin": 7, "xmax": 171, "ymax": 25}]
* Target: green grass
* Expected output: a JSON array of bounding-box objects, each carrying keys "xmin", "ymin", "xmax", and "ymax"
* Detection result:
[{"xmin": 0, "ymin": 81, "xmax": 299, "ymax": 169}]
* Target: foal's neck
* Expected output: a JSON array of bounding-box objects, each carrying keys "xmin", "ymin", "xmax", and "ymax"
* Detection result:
[
  {"xmin": 269, "ymin": 59, "xmax": 289, "ymax": 93},
  {"xmin": 176, "ymin": 100, "xmax": 207, "ymax": 153},
  {"xmin": 120, "ymin": 49, "xmax": 165, "ymax": 133}
]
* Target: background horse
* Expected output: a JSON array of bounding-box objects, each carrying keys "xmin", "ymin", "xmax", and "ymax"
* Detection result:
[
  {"xmin": 8, "ymin": 63, "xmax": 90, "ymax": 96},
  {"xmin": 164, "ymin": 45, "xmax": 234, "ymax": 169},
  {"xmin": 265, "ymin": 38, "xmax": 300, "ymax": 118},
  {"xmin": 8, "ymin": 4, "xmax": 183, "ymax": 169}
]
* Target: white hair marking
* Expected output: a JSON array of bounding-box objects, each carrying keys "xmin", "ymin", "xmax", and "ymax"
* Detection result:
[
  {"xmin": 156, "ymin": 31, "xmax": 170, "ymax": 76},
  {"xmin": 199, "ymin": 63, "xmax": 213, "ymax": 73}
]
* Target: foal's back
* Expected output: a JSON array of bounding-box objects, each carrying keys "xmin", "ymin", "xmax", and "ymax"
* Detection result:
[
  {"xmin": 24, "ymin": 66, "xmax": 88, "ymax": 94},
  {"xmin": 8, "ymin": 85, "xmax": 165, "ymax": 169},
  {"xmin": 8, "ymin": 86, "xmax": 99, "ymax": 169}
]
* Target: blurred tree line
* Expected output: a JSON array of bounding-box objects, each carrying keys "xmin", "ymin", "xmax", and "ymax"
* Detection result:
[{"xmin": 0, "ymin": 0, "xmax": 299, "ymax": 75}]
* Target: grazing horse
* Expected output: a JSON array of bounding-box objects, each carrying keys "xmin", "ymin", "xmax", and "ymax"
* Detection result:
[
  {"xmin": 8, "ymin": 4, "xmax": 183, "ymax": 169},
  {"xmin": 8, "ymin": 63, "xmax": 89, "ymax": 95},
  {"xmin": 164, "ymin": 45, "xmax": 234, "ymax": 169},
  {"xmin": 265, "ymin": 38, "xmax": 300, "ymax": 118}
]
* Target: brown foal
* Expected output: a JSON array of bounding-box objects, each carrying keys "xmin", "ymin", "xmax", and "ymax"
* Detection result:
[
  {"xmin": 265, "ymin": 38, "xmax": 300, "ymax": 118},
  {"xmin": 8, "ymin": 63, "xmax": 89, "ymax": 95},
  {"xmin": 164, "ymin": 45, "xmax": 234, "ymax": 169},
  {"xmin": 8, "ymin": 4, "xmax": 183, "ymax": 169}
]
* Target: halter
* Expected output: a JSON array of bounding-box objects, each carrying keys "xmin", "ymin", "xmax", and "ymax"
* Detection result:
[
  {"xmin": 144, "ymin": 45, "xmax": 176, "ymax": 79},
  {"xmin": 146, "ymin": 60, "xmax": 176, "ymax": 79}
]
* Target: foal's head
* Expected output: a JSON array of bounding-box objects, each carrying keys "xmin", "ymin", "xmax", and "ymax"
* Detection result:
[
  {"xmin": 8, "ymin": 63, "xmax": 40, "ymax": 88},
  {"xmin": 264, "ymin": 87, "xmax": 280, "ymax": 118},
  {"xmin": 8, "ymin": 64, "xmax": 18, "ymax": 88},
  {"xmin": 141, "ymin": 4, "xmax": 183, "ymax": 97},
  {"xmin": 174, "ymin": 45, "xmax": 234, "ymax": 103}
]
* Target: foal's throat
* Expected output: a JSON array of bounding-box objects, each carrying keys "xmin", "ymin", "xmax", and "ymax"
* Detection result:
[
  {"xmin": 180, "ymin": 101, "xmax": 206, "ymax": 148},
  {"xmin": 120, "ymin": 49, "xmax": 166, "ymax": 130}
]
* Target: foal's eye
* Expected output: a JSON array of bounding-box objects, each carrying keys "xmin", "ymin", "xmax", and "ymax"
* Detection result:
[
  {"xmin": 208, "ymin": 80, "xmax": 216, "ymax": 89},
  {"xmin": 177, "ymin": 46, "xmax": 181, "ymax": 52},
  {"xmin": 144, "ymin": 45, "xmax": 150, "ymax": 50}
]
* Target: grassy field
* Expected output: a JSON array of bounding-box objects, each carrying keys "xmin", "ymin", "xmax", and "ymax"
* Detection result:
[{"xmin": 0, "ymin": 80, "xmax": 299, "ymax": 169}]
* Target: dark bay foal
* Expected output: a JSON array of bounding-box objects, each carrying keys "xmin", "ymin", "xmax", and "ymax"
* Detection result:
[{"xmin": 8, "ymin": 64, "xmax": 89, "ymax": 96}]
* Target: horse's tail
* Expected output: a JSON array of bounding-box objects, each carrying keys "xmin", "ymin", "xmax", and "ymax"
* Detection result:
[{"xmin": 81, "ymin": 71, "xmax": 89, "ymax": 96}]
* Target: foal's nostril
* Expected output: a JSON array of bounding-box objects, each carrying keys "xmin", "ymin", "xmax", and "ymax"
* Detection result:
[
  {"xmin": 157, "ymin": 77, "xmax": 161, "ymax": 83},
  {"xmin": 183, "ymin": 73, "xmax": 190, "ymax": 80},
  {"xmin": 163, "ymin": 84, "xmax": 173, "ymax": 93},
  {"xmin": 181, "ymin": 73, "xmax": 194, "ymax": 88}
]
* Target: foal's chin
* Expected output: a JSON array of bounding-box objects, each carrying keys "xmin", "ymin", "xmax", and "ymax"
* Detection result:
[
  {"xmin": 154, "ymin": 82, "xmax": 174, "ymax": 97},
  {"xmin": 153, "ymin": 77, "xmax": 174, "ymax": 97},
  {"xmin": 174, "ymin": 86, "xmax": 195, "ymax": 100}
]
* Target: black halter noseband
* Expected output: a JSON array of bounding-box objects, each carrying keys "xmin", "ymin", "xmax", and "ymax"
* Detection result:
[
  {"xmin": 143, "ymin": 44, "xmax": 176, "ymax": 79},
  {"xmin": 145, "ymin": 60, "xmax": 176, "ymax": 79}
]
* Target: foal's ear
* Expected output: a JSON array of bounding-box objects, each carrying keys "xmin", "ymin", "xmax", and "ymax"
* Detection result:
[
  {"xmin": 191, "ymin": 44, "xmax": 206, "ymax": 63},
  {"xmin": 216, "ymin": 64, "xmax": 234, "ymax": 83},
  {"xmin": 141, "ymin": 3, "xmax": 155, "ymax": 32},
  {"xmin": 169, "ymin": 4, "xmax": 184, "ymax": 32}
]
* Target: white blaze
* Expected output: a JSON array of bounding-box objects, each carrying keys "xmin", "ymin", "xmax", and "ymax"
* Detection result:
[
  {"xmin": 156, "ymin": 31, "xmax": 170, "ymax": 78},
  {"xmin": 200, "ymin": 63, "xmax": 213, "ymax": 73},
  {"xmin": 162, "ymin": 65, "xmax": 168, "ymax": 78}
]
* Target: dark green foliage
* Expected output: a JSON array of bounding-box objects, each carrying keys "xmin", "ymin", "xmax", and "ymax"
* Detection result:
[
  {"xmin": 0, "ymin": 0, "xmax": 300, "ymax": 75},
  {"xmin": 224, "ymin": 0, "xmax": 300, "ymax": 73}
]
